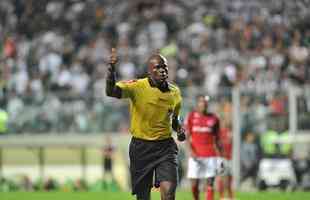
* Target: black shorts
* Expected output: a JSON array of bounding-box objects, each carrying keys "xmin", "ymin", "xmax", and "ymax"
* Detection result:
[{"xmin": 129, "ymin": 137, "xmax": 178, "ymax": 195}]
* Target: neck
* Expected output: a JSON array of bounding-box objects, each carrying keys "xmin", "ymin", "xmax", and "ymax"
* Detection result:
[
  {"xmin": 148, "ymin": 77, "xmax": 169, "ymax": 92},
  {"xmin": 197, "ymin": 109, "xmax": 207, "ymax": 115},
  {"xmin": 148, "ymin": 76, "xmax": 158, "ymax": 87}
]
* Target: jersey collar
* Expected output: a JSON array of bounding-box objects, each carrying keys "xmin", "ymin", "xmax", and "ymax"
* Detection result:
[{"xmin": 147, "ymin": 77, "xmax": 170, "ymax": 92}]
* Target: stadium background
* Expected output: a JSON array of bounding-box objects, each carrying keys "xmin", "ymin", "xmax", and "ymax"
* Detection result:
[{"xmin": 1, "ymin": 0, "xmax": 310, "ymax": 199}]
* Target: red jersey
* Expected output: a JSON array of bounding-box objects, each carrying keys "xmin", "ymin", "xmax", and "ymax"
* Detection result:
[
  {"xmin": 218, "ymin": 128, "xmax": 232, "ymax": 160},
  {"xmin": 185, "ymin": 111, "xmax": 220, "ymax": 157}
]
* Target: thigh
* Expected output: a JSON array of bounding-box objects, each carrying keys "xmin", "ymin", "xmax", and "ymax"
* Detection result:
[
  {"xmin": 134, "ymin": 171, "xmax": 153, "ymax": 198},
  {"xmin": 129, "ymin": 139, "xmax": 155, "ymax": 195},
  {"xmin": 225, "ymin": 159, "xmax": 232, "ymax": 176},
  {"xmin": 202, "ymin": 157, "xmax": 218, "ymax": 178},
  {"xmin": 160, "ymin": 181, "xmax": 177, "ymax": 200},
  {"xmin": 187, "ymin": 157, "xmax": 202, "ymax": 179},
  {"xmin": 155, "ymin": 153, "xmax": 178, "ymax": 185}
]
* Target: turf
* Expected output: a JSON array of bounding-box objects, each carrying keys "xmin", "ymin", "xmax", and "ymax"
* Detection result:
[{"xmin": 0, "ymin": 191, "xmax": 309, "ymax": 200}]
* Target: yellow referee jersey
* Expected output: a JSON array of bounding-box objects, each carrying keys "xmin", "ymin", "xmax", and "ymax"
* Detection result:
[{"xmin": 116, "ymin": 78, "xmax": 182, "ymax": 140}]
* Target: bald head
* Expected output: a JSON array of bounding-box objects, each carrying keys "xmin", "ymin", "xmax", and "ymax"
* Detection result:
[
  {"xmin": 147, "ymin": 54, "xmax": 169, "ymax": 85},
  {"xmin": 148, "ymin": 54, "xmax": 168, "ymax": 70}
]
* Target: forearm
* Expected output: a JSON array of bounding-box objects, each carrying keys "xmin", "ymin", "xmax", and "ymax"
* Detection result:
[
  {"xmin": 172, "ymin": 115, "xmax": 186, "ymax": 141},
  {"xmin": 172, "ymin": 115, "xmax": 181, "ymax": 132},
  {"xmin": 215, "ymin": 136, "xmax": 223, "ymax": 157},
  {"xmin": 106, "ymin": 68, "xmax": 122, "ymax": 98}
]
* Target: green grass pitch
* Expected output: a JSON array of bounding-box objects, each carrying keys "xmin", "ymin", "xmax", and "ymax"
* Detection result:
[{"xmin": 1, "ymin": 191, "xmax": 310, "ymax": 200}]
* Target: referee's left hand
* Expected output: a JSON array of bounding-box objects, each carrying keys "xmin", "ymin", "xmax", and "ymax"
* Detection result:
[{"xmin": 177, "ymin": 127, "xmax": 186, "ymax": 142}]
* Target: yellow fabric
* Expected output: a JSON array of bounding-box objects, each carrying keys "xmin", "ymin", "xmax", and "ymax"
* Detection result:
[
  {"xmin": 0, "ymin": 109, "xmax": 8, "ymax": 133},
  {"xmin": 116, "ymin": 78, "xmax": 182, "ymax": 140},
  {"xmin": 261, "ymin": 130, "xmax": 278, "ymax": 155},
  {"xmin": 279, "ymin": 131, "xmax": 292, "ymax": 155}
]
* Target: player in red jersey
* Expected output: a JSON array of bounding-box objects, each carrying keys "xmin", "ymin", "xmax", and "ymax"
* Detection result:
[
  {"xmin": 185, "ymin": 95, "xmax": 224, "ymax": 200},
  {"xmin": 216, "ymin": 121, "xmax": 233, "ymax": 200}
]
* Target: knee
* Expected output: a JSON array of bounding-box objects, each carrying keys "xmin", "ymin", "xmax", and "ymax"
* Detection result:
[
  {"xmin": 192, "ymin": 179, "xmax": 199, "ymax": 187},
  {"xmin": 161, "ymin": 185, "xmax": 176, "ymax": 200},
  {"xmin": 192, "ymin": 181, "xmax": 199, "ymax": 191},
  {"xmin": 162, "ymin": 189, "xmax": 175, "ymax": 200},
  {"xmin": 207, "ymin": 177, "xmax": 215, "ymax": 187}
]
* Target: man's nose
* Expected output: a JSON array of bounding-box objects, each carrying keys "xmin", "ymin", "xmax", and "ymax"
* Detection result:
[{"xmin": 159, "ymin": 69, "xmax": 167, "ymax": 75}]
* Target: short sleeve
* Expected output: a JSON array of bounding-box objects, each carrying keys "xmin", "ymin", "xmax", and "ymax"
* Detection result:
[
  {"xmin": 116, "ymin": 80, "xmax": 138, "ymax": 99},
  {"xmin": 173, "ymin": 88, "xmax": 182, "ymax": 116}
]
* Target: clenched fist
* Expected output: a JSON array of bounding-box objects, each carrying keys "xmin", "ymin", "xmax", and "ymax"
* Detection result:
[
  {"xmin": 177, "ymin": 127, "xmax": 186, "ymax": 142},
  {"xmin": 109, "ymin": 48, "xmax": 118, "ymax": 68}
]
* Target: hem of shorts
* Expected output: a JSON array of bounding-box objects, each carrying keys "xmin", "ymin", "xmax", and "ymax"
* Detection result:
[{"xmin": 132, "ymin": 136, "xmax": 173, "ymax": 142}]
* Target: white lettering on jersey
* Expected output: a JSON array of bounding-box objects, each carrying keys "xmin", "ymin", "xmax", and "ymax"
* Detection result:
[
  {"xmin": 207, "ymin": 119, "xmax": 216, "ymax": 126},
  {"xmin": 192, "ymin": 126, "xmax": 213, "ymax": 133}
]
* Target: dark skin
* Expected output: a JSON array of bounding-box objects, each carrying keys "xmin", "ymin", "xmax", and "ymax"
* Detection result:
[
  {"xmin": 106, "ymin": 48, "xmax": 122, "ymax": 98},
  {"xmin": 106, "ymin": 48, "xmax": 185, "ymax": 200}
]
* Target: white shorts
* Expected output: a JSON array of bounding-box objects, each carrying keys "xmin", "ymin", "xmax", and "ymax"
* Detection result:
[
  {"xmin": 187, "ymin": 157, "xmax": 223, "ymax": 179},
  {"xmin": 220, "ymin": 159, "xmax": 232, "ymax": 176}
]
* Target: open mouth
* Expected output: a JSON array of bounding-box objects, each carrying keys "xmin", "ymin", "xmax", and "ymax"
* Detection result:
[{"xmin": 159, "ymin": 75, "xmax": 168, "ymax": 81}]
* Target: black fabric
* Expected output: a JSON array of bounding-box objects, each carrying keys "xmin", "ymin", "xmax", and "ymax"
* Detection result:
[
  {"xmin": 103, "ymin": 157, "xmax": 112, "ymax": 172},
  {"xmin": 129, "ymin": 137, "xmax": 178, "ymax": 195},
  {"xmin": 106, "ymin": 64, "xmax": 122, "ymax": 98},
  {"xmin": 147, "ymin": 77, "xmax": 170, "ymax": 92}
]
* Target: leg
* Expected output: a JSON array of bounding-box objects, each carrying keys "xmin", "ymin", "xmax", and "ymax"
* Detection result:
[
  {"xmin": 160, "ymin": 181, "xmax": 177, "ymax": 200},
  {"xmin": 129, "ymin": 138, "xmax": 154, "ymax": 200},
  {"xmin": 187, "ymin": 157, "xmax": 201, "ymax": 200},
  {"xmin": 217, "ymin": 176, "xmax": 225, "ymax": 199},
  {"xmin": 205, "ymin": 177, "xmax": 215, "ymax": 200},
  {"xmin": 155, "ymin": 139, "xmax": 179, "ymax": 200},
  {"xmin": 133, "ymin": 171, "xmax": 153, "ymax": 200},
  {"xmin": 191, "ymin": 179, "xmax": 200, "ymax": 200},
  {"xmin": 227, "ymin": 175, "xmax": 233, "ymax": 199},
  {"xmin": 136, "ymin": 186, "xmax": 152, "ymax": 200},
  {"xmin": 241, "ymin": 166, "xmax": 250, "ymax": 183}
]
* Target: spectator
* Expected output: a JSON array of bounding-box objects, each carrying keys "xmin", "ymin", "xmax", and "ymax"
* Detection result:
[
  {"xmin": 241, "ymin": 132, "xmax": 260, "ymax": 186},
  {"xmin": 20, "ymin": 175, "xmax": 33, "ymax": 191},
  {"xmin": 102, "ymin": 135, "xmax": 115, "ymax": 181},
  {"xmin": 0, "ymin": 108, "xmax": 8, "ymax": 134},
  {"xmin": 0, "ymin": 0, "xmax": 309, "ymax": 133}
]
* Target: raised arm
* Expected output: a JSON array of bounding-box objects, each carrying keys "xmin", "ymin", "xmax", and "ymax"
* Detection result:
[{"xmin": 106, "ymin": 48, "xmax": 122, "ymax": 98}]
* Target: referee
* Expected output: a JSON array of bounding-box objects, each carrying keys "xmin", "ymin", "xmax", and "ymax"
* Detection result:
[{"xmin": 106, "ymin": 48, "xmax": 186, "ymax": 200}]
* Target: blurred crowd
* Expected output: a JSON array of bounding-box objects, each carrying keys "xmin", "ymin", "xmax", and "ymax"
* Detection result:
[
  {"xmin": 0, "ymin": 176, "xmax": 119, "ymax": 192},
  {"xmin": 0, "ymin": 0, "xmax": 310, "ymax": 133}
]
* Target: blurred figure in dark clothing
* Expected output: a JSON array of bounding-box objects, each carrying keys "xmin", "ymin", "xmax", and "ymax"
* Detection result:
[
  {"xmin": 102, "ymin": 135, "xmax": 115, "ymax": 180},
  {"xmin": 241, "ymin": 132, "xmax": 260, "ymax": 186}
]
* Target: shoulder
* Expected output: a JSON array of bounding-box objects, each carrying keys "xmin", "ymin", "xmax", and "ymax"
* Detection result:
[
  {"xmin": 138, "ymin": 78, "xmax": 149, "ymax": 85},
  {"xmin": 187, "ymin": 111, "xmax": 196, "ymax": 120},
  {"xmin": 119, "ymin": 79, "xmax": 138, "ymax": 84},
  {"xmin": 118, "ymin": 78, "xmax": 143, "ymax": 87},
  {"xmin": 168, "ymin": 82, "xmax": 181, "ymax": 94},
  {"xmin": 207, "ymin": 113, "xmax": 220, "ymax": 121}
]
